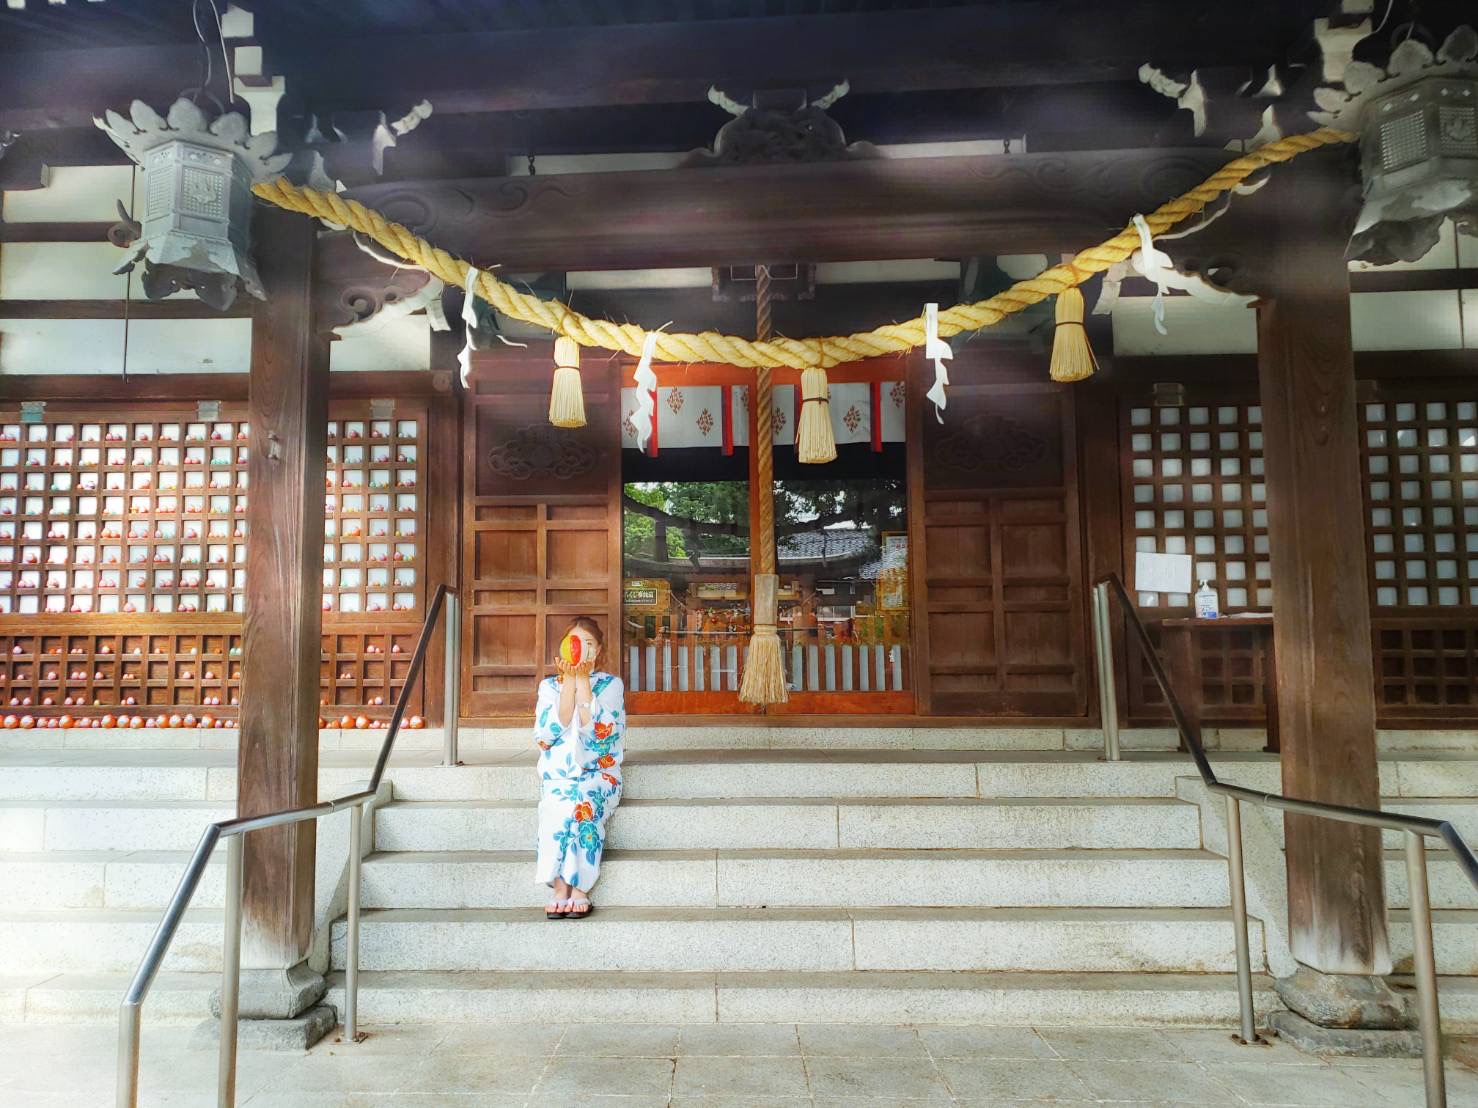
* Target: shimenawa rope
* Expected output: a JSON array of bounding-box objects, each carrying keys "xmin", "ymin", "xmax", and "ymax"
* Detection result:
[{"xmin": 250, "ymin": 128, "xmax": 1353, "ymax": 372}]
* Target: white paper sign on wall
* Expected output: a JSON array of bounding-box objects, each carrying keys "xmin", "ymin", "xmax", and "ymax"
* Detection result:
[{"xmin": 1135, "ymin": 551, "xmax": 1194, "ymax": 595}]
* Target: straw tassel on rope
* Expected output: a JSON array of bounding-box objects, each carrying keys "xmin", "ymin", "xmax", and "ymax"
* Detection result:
[
  {"xmin": 739, "ymin": 265, "xmax": 788, "ymax": 706},
  {"xmin": 548, "ymin": 334, "xmax": 587, "ymax": 428},
  {"xmin": 796, "ymin": 365, "xmax": 836, "ymax": 464},
  {"xmin": 1049, "ymin": 285, "xmax": 1097, "ymax": 384}
]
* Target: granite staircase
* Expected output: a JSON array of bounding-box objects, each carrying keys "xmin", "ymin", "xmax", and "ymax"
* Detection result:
[{"xmin": 2, "ymin": 735, "xmax": 1477, "ymax": 1028}]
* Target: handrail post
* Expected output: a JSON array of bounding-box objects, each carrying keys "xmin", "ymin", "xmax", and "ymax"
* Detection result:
[
  {"xmin": 345, "ymin": 801, "xmax": 364, "ymax": 1043},
  {"xmin": 1091, "ymin": 580, "xmax": 1122, "ymax": 761},
  {"xmin": 1405, "ymin": 831, "xmax": 1446, "ymax": 1107},
  {"xmin": 116, "ymin": 1000, "xmax": 141, "ymax": 1107},
  {"xmin": 1224, "ymin": 795, "xmax": 1260, "ymax": 1045},
  {"xmin": 442, "ymin": 590, "xmax": 462, "ymax": 767},
  {"xmin": 217, "ymin": 833, "xmax": 244, "ymax": 1108}
]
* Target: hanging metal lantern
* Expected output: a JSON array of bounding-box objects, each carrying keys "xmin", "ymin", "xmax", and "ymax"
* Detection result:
[
  {"xmin": 1322, "ymin": 27, "xmax": 1478, "ymax": 265},
  {"xmin": 94, "ymin": 98, "xmax": 291, "ymax": 311}
]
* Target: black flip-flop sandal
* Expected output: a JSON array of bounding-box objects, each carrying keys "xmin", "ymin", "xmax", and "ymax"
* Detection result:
[
  {"xmin": 565, "ymin": 896, "xmax": 594, "ymax": 920},
  {"xmin": 546, "ymin": 898, "xmax": 571, "ymax": 920}
]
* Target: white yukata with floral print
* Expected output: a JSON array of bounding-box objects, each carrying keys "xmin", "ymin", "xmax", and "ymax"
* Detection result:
[{"xmin": 533, "ymin": 671, "xmax": 625, "ymax": 891}]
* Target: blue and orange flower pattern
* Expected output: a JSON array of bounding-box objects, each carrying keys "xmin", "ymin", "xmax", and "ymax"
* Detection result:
[{"xmin": 533, "ymin": 672, "xmax": 625, "ymax": 891}]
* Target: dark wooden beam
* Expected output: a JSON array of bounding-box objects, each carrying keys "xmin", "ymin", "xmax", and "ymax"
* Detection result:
[
  {"xmin": 0, "ymin": 43, "xmax": 203, "ymax": 130},
  {"xmin": 553, "ymin": 280, "xmax": 962, "ymax": 340},
  {"xmin": 0, "ymin": 221, "xmax": 112, "ymax": 243},
  {"xmin": 264, "ymin": 4, "xmax": 1327, "ymax": 117},
  {"xmin": 375, "ymin": 81, "xmax": 1187, "ymax": 179},
  {"xmin": 0, "ymin": 299, "xmax": 254, "ymax": 319},
  {"xmin": 1349, "ymin": 268, "xmax": 1478, "ymax": 294},
  {"xmin": 0, "ymin": 127, "xmax": 127, "ymax": 190},
  {"xmin": 329, "ymin": 147, "xmax": 1232, "ymax": 274},
  {"xmin": 1109, "ymin": 350, "xmax": 1478, "ymax": 387},
  {"xmin": 0, "ymin": 3, "xmax": 1328, "ymax": 129},
  {"xmin": 0, "ymin": 370, "xmax": 452, "ymax": 403},
  {"xmin": 238, "ymin": 206, "xmax": 329, "ymax": 972},
  {"xmin": 1120, "ymin": 268, "xmax": 1478, "ymax": 298},
  {"xmin": 1256, "ymin": 152, "xmax": 1388, "ymax": 976}
]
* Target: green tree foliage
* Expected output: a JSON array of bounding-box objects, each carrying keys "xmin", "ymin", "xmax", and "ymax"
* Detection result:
[{"xmin": 624, "ymin": 479, "xmax": 904, "ymax": 567}]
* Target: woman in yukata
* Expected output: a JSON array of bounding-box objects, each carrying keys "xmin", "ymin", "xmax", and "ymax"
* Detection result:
[{"xmin": 533, "ymin": 616, "xmax": 625, "ymax": 919}]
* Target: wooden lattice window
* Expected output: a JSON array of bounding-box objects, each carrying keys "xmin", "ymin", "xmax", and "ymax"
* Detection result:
[
  {"xmin": 1120, "ymin": 399, "xmax": 1273, "ymax": 723},
  {"xmin": 1123, "ymin": 402, "xmax": 1272, "ymax": 611},
  {"xmin": 321, "ymin": 415, "xmax": 425, "ymax": 616},
  {"xmin": 0, "ymin": 411, "xmax": 250, "ymax": 616},
  {"xmin": 0, "ymin": 400, "xmax": 432, "ymax": 717},
  {"xmin": 1360, "ymin": 396, "xmax": 1478, "ymax": 715},
  {"xmin": 1360, "ymin": 399, "xmax": 1478, "ymax": 610}
]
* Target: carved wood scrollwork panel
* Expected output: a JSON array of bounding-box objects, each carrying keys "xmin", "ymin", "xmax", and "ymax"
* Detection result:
[
  {"xmin": 922, "ymin": 391, "xmax": 1064, "ymax": 491},
  {"xmin": 469, "ymin": 352, "xmax": 618, "ymax": 499}
]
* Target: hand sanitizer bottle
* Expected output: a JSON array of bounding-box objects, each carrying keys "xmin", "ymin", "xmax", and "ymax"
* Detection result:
[{"xmin": 1194, "ymin": 578, "xmax": 1220, "ymax": 620}]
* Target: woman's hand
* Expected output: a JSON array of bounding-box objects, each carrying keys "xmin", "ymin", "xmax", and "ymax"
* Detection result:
[{"xmin": 553, "ymin": 657, "xmax": 595, "ymax": 681}]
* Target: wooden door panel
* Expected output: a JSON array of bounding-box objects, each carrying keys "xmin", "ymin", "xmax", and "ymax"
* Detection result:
[
  {"xmin": 917, "ymin": 374, "xmax": 1087, "ymax": 717},
  {"xmin": 461, "ymin": 348, "xmax": 621, "ymax": 718},
  {"xmin": 547, "ymin": 527, "xmax": 609, "ymax": 580}
]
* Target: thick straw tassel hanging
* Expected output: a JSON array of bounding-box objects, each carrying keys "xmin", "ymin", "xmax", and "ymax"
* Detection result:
[
  {"xmin": 548, "ymin": 335, "xmax": 587, "ymax": 428},
  {"xmin": 1049, "ymin": 286, "xmax": 1098, "ymax": 383},
  {"xmin": 738, "ymin": 265, "xmax": 788, "ymax": 705},
  {"xmin": 796, "ymin": 365, "xmax": 837, "ymax": 464}
]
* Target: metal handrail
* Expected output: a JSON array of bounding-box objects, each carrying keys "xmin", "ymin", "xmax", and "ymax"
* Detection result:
[
  {"xmin": 116, "ymin": 585, "xmax": 461, "ymax": 1108},
  {"xmin": 1093, "ymin": 573, "xmax": 1478, "ymax": 1108}
]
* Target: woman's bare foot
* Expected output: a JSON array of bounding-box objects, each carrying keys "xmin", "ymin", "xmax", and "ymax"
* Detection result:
[
  {"xmin": 566, "ymin": 888, "xmax": 591, "ymax": 917},
  {"xmin": 547, "ymin": 878, "xmax": 571, "ymax": 915}
]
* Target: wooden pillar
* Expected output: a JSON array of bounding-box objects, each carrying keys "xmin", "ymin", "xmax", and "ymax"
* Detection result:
[
  {"xmin": 1256, "ymin": 154, "xmax": 1390, "ymax": 976},
  {"xmin": 238, "ymin": 207, "xmax": 330, "ymax": 969},
  {"xmin": 1074, "ymin": 322, "xmax": 1126, "ymax": 729}
]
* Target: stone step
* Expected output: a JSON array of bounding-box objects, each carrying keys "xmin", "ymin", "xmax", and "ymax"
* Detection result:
[
  {"xmin": 0, "ymin": 800, "xmax": 232, "ymax": 852},
  {"xmin": 5, "ymin": 748, "xmax": 1475, "ymax": 801},
  {"xmin": 10, "ymin": 970, "xmax": 1478, "ymax": 1031},
  {"xmin": 329, "ymin": 906, "xmax": 1265, "ymax": 975},
  {"xmin": 0, "ymin": 850, "xmax": 223, "ymax": 911},
  {"xmin": 374, "ymin": 796, "xmax": 1204, "ymax": 852},
  {"xmin": 0, "ymin": 909, "xmax": 223, "ymax": 974},
  {"xmin": 7, "ymin": 722, "xmax": 1471, "ymax": 755},
  {"xmin": 1388, "ymin": 910, "xmax": 1478, "ymax": 976},
  {"xmin": 7, "ymin": 844, "xmax": 1473, "ymax": 917},
  {"xmin": 0, "ymin": 971, "xmax": 218, "ymax": 1025},
  {"xmin": 360, "ymin": 848, "xmax": 1231, "ymax": 910},
  {"xmin": 319, "ymin": 969, "xmax": 1287, "ymax": 1028},
  {"xmin": 1383, "ymin": 852, "xmax": 1478, "ymax": 912}
]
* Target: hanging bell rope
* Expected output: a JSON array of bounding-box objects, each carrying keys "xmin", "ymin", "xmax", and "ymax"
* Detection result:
[
  {"xmin": 739, "ymin": 265, "xmax": 788, "ymax": 706},
  {"xmin": 548, "ymin": 334, "xmax": 587, "ymax": 428},
  {"xmin": 250, "ymin": 127, "xmax": 1353, "ymax": 374}
]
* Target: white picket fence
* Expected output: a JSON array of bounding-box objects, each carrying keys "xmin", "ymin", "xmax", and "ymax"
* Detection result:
[{"xmin": 626, "ymin": 632, "xmax": 907, "ymax": 693}]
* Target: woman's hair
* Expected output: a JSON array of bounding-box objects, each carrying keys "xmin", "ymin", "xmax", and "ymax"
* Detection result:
[{"xmin": 560, "ymin": 616, "xmax": 606, "ymax": 668}]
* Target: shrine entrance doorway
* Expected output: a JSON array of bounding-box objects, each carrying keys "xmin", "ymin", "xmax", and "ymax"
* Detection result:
[
  {"xmin": 458, "ymin": 347, "xmax": 1093, "ymax": 723},
  {"xmin": 619, "ymin": 360, "xmax": 913, "ymax": 715}
]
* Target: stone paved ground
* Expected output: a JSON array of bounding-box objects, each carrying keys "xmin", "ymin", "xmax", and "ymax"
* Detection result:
[{"xmin": 2, "ymin": 1021, "xmax": 1477, "ymax": 1105}]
